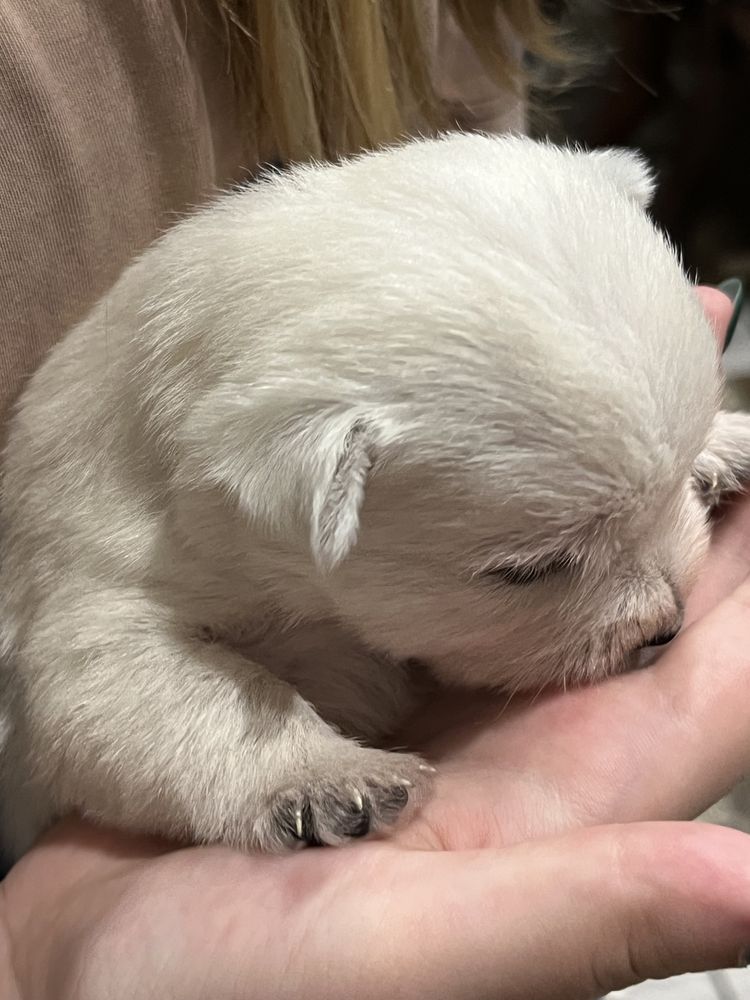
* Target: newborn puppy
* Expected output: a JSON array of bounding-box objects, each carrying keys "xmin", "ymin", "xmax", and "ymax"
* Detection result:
[{"xmin": 1, "ymin": 134, "xmax": 748, "ymax": 858}]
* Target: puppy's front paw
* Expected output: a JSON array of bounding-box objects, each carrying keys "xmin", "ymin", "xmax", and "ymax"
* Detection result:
[
  {"xmin": 696, "ymin": 410, "xmax": 750, "ymax": 505},
  {"xmin": 254, "ymin": 747, "xmax": 433, "ymax": 851}
]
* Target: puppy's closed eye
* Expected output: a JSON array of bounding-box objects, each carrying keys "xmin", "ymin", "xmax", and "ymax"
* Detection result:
[{"xmin": 482, "ymin": 556, "xmax": 571, "ymax": 587}]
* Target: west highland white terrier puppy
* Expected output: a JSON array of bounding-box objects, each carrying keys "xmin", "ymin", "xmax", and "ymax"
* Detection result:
[{"xmin": 1, "ymin": 134, "xmax": 748, "ymax": 857}]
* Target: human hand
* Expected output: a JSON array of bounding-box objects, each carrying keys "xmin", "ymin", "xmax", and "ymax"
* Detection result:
[
  {"xmin": 4, "ymin": 813, "xmax": 750, "ymax": 1000},
  {"xmin": 3, "ymin": 286, "xmax": 749, "ymax": 1000}
]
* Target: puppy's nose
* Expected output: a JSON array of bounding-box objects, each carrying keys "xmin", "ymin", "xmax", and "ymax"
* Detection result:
[
  {"xmin": 645, "ymin": 627, "xmax": 680, "ymax": 647},
  {"xmin": 641, "ymin": 583, "xmax": 685, "ymax": 650}
]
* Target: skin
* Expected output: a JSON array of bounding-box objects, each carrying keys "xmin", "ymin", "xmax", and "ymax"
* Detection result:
[{"xmin": 2, "ymin": 287, "xmax": 747, "ymax": 1000}]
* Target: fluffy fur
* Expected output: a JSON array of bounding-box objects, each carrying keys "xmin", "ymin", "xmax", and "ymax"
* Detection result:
[{"xmin": 1, "ymin": 133, "xmax": 748, "ymax": 858}]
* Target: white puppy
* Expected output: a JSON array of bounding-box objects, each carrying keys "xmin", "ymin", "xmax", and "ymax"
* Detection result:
[{"xmin": 1, "ymin": 133, "xmax": 748, "ymax": 858}]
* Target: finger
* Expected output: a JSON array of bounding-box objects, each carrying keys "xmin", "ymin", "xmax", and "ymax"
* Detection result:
[
  {"xmin": 683, "ymin": 283, "xmax": 746, "ymax": 622},
  {"xmin": 685, "ymin": 492, "xmax": 750, "ymax": 623},
  {"xmin": 697, "ymin": 284, "xmax": 733, "ymax": 349},
  {"xmin": 370, "ymin": 823, "xmax": 750, "ymax": 1000},
  {"xmin": 407, "ymin": 574, "xmax": 750, "ymax": 838},
  {"xmin": 542, "ymin": 575, "xmax": 750, "ymax": 825},
  {"xmin": 11, "ymin": 822, "xmax": 750, "ymax": 1000},
  {"xmin": 645, "ymin": 574, "xmax": 750, "ymax": 814}
]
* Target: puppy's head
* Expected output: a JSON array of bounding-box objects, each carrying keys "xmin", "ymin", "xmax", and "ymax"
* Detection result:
[{"xmin": 183, "ymin": 134, "xmax": 738, "ymax": 690}]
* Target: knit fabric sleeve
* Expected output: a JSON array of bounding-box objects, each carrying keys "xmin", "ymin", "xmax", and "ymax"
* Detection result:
[{"xmin": 0, "ymin": 0, "xmax": 244, "ymax": 435}]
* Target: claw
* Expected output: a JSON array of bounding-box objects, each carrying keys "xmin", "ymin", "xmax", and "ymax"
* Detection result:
[
  {"xmin": 418, "ymin": 764, "xmax": 437, "ymax": 773},
  {"xmin": 352, "ymin": 790, "xmax": 364, "ymax": 811},
  {"xmin": 294, "ymin": 807, "xmax": 303, "ymax": 839}
]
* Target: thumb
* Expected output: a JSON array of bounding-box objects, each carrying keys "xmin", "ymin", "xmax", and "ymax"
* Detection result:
[{"xmin": 369, "ymin": 822, "xmax": 750, "ymax": 1000}]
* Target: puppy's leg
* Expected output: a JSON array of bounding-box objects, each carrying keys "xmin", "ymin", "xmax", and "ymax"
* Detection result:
[
  {"xmin": 245, "ymin": 621, "xmax": 420, "ymax": 743},
  {"xmin": 13, "ymin": 589, "xmax": 431, "ymax": 852},
  {"xmin": 695, "ymin": 410, "xmax": 750, "ymax": 504}
]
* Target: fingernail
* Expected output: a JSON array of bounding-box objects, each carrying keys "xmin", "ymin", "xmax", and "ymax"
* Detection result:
[
  {"xmin": 718, "ymin": 276, "xmax": 744, "ymax": 353},
  {"xmin": 737, "ymin": 944, "xmax": 750, "ymax": 967}
]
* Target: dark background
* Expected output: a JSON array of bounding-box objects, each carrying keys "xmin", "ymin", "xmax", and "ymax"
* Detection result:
[{"xmin": 532, "ymin": 0, "xmax": 749, "ymax": 286}]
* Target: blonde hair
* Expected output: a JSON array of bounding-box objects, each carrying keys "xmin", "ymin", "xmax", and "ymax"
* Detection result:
[{"xmin": 212, "ymin": 1, "xmax": 561, "ymax": 163}]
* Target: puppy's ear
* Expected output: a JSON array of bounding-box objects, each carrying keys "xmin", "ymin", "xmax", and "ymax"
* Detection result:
[
  {"xmin": 311, "ymin": 418, "xmax": 374, "ymax": 571},
  {"xmin": 589, "ymin": 148, "xmax": 656, "ymax": 208},
  {"xmin": 694, "ymin": 410, "xmax": 750, "ymax": 505},
  {"xmin": 178, "ymin": 392, "xmax": 386, "ymax": 566}
]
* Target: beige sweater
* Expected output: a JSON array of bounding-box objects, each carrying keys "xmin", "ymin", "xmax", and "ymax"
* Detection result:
[{"xmin": 0, "ymin": 1, "xmax": 522, "ymax": 433}]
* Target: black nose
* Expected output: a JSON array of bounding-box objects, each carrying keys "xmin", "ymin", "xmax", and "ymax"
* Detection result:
[{"xmin": 646, "ymin": 627, "xmax": 680, "ymax": 647}]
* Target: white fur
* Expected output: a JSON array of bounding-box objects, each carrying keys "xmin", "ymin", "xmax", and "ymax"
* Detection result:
[{"xmin": 0, "ymin": 133, "xmax": 747, "ymax": 857}]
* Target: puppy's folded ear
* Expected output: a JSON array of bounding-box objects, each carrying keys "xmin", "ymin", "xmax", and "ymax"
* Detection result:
[
  {"xmin": 587, "ymin": 148, "xmax": 656, "ymax": 208},
  {"xmin": 177, "ymin": 394, "xmax": 383, "ymax": 569},
  {"xmin": 311, "ymin": 418, "xmax": 374, "ymax": 571},
  {"xmin": 694, "ymin": 410, "xmax": 750, "ymax": 504}
]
